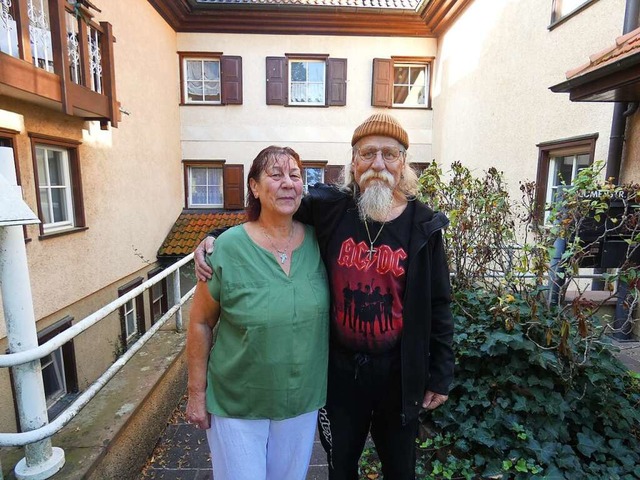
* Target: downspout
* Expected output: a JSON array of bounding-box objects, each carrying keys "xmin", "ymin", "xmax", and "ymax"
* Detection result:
[
  {"xmin": 604, "ymin": 0, "xmax": 640, "ymax": 183},
  {"xmin": 602, "ymin": 0, "xmax": 640, "ymax": 339}
]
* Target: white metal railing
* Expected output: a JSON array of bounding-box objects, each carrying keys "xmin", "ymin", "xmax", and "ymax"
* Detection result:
[{"xmin": 0, "ymin": 253, "xmax": 195, "ymax": 447}]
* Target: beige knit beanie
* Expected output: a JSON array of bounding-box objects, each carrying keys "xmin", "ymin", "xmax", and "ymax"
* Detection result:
[{"xmin": 351, "ymin": 113, "xmax": 409, "ymax": 149}]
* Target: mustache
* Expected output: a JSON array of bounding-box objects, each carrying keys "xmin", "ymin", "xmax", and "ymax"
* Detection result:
[{"xmin": 359, "ymin": 169, "xmax": 394, "ymax": 186}]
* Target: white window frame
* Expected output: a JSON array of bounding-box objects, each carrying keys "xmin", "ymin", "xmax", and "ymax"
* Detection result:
[
  {"xmin": 151, "ymin": 282, "xmax": 165, "ymax": 321},
  {"xmin": 123, "ymin": 298, "xmax": 137, "ymax": 342},
  {"xmin": 36, "ymin": 145, "xmax": 75, "ymax": 234},
  {"xmin": 41, "ymin": 348, "xmax": 67, "ymax": 409},
  {"xmin": 288, "ymin": 59, "xmax": 326, "ymax": 106},
  {"xmin": 393, "ymin": 63, "xmax": 429, "ymax": 108},
  {"xmin": 187, "ymin": 165, "xmax": 224, "ymax": 208},
  {"xmin": 183, "ymin": 57, "xmax": 221, "ymax": 105},
  {"xmin": 544, "ymin": 153, "xmax": 591, "ymax": 223}
]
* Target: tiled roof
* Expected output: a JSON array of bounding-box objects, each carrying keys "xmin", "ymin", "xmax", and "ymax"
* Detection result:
[
  {"xmin": 565, "ymin": 26, "xmax": 640, "ymax": 80},
  {"xmin": 157, "ymin": 211, "xmax": 247, "ymax": 257},
  {"xmin": 194, "ymin": 0, "xmax": 420, "ymax": 9}
]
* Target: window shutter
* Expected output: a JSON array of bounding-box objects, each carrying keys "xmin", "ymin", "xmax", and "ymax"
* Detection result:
[
  {"xmin": 136, "ymin": 294, "xmax": 146, "ymax": 335},
  {"xmin": 327, "ymin": 58, "xmax": 347, "ymax": 106},
  {"xmin": 325, "ymin": 165, "xmax": 344, "ymax": 186},
  {"xmin": 223, "ymin": 164, "xmax": 245, "ymax": 209},
  {"xmin": 221, "ymin": 55, "xmax": 243, "ymax": 105},
  {"xmin": 266, "ymin": 57, "xmax": 287, "ymax": 105},
  {"xmin": 372, "ymin": 58, "xmax": 392, "ymax": 107}
]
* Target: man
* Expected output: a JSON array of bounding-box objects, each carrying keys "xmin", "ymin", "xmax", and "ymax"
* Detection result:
[{"xmin": 195, "ymin": 113, "xmax": 454, "ymax": 480}]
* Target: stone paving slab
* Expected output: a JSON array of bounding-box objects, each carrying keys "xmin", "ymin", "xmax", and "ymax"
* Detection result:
[{"xmin": 139, "ymin": 396, "xmax": 329, "ymax": 480}]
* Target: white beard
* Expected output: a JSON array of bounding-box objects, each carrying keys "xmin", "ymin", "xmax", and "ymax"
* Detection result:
[{"xmin": 357, "ymin": 179, "xmax": 394, "ymax": 222}]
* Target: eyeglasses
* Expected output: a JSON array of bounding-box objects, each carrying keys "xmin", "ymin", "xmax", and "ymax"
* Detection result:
[{"xmin": 355, "ymin": 146, "xmax": 405, "ymax": 164}]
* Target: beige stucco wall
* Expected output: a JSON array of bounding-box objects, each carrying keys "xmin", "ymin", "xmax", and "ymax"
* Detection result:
[
  {"xmin": 177, "ymin": 33, "xmax": 437, "ymax": 168},
  {"xmin": 0, "ymin": 0, "xmax": 181, "ymax": 432},
  {"xmin": 432, "ymin": 0, "xmax": 625, "ymax": 196}
]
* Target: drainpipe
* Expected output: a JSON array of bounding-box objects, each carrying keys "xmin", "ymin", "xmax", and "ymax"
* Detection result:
[
  {"xmin": 0, "ymin": 152, "xmax": 65, "ymax": 479},
  {"xmin": 603, "ymin": 0, "xmax": 640, "ymax": 339}
]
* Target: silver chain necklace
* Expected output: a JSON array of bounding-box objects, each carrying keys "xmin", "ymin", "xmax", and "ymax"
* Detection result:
[
  {"xmin": 262, "ymin": 224, "xmax": 295, "ymax": 264},
  {"xmin": 363, "ymin": 220, "xmax": 385, "ymax": 261}
]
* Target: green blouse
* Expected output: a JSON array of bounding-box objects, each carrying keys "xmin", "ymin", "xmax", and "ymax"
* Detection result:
[{"xmin": 205, "ymin": 224, "xmax": 330, "ymax": 420}]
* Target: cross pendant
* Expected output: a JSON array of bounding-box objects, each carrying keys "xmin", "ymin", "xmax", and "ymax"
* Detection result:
[
  {"xmin": 367, "ymin": 243, "xmax": 377, "ymax": 261},
  {"xmin": 278, "ymin": 252, "xmax": 288, "ymax": 264}
]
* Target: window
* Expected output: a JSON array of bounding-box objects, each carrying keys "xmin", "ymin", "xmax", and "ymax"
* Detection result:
[
  {"xmin": 290, "ymin": 60, "xmax": 326, "ymax": 105},
  {"xmin": 188, "ymin": 165, "xmax": 223, "ymax": 208},
  {"xmin": 411, "ymin": 162, "xmax": 430, "ymax": 175},
  {"xmin": 266, "ymin": 55, "xmax": 347, "ymax": 106},
  {"xmin": 535, "ymin": 134, "xmax": 598, "ymax": 223},
  {"xmin": 302, "ymin": 162, "xmax": 327, "ymax": 193},
  {"xmin": 38, "ymin": 317, "xmax": 78, "ymax": 421},
  {"xmin": 179, "ymin": 53, "xmax": 243, "ymax": 105},
  {"xmin": 30, "ymin": 134, "xmax": 85, "ymax": 237},
  {"xmin": 148, "ymin": 267, "xmax": 169, "ymax": 324},
  {"xmin": 372, "ymin": 57, "xmax": 433, "ymax": 108},
  {"xmin": 118, "ymin": 277, "xmax": 146, "ymax": 348},
  {"xmin": 183, "ymin": 161, "xmax": 245, "ymax": 210},
  {"xmin": 0, "ymin": 0, "xmax": 19, "ymax": 58},
  {"xmin": 550, "ymin": 0, "xmax": 599, "ymax": 26}
]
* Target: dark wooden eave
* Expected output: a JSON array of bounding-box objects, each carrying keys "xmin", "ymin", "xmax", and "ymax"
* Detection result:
[{"xmin": 147, "ymin": 0, "xmax": 472, "ymax": 37}]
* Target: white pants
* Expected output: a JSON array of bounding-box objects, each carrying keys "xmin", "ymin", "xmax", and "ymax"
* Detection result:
[{"xmin": 206, "ymin": 410, "xmax": 318, "ymax": 480}]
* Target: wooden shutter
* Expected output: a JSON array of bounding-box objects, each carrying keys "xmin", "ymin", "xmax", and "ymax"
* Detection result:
[
  {"xmin": 325, "ymin": 165, "xmax": 344, "ymax": 186},
  {"xmin": 266, "ymin": 57, "xmax": 287, "ymax": 105},
  {"xmin": 221, "ymin": 55, "xmax": 243, "ymax": 105},
  {"xmin": 223, "ymin": 164, "xmax": 245, "ymax": 209},
  {"xmin": 372, "ymin": 58, "xmax": 392, "ymax": 107},
  {"xmin": 327, "ymin": 58, "xmax": 347, "ymax": 106}
]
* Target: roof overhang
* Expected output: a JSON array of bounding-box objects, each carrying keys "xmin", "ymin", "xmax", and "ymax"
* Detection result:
[
  {"xmin": 550, "ymin": 27, "xmax": 640, "ymax": 102},
  {"xmin": 147, "ymin": 0, "xmax": 472, "ymax": 37},
  {"xmin": 550, "ymin": 50, "xmax": 640, "ymax": 102}
]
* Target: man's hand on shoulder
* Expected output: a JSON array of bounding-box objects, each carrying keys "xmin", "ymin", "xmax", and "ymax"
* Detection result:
[{"xmin": 194, "ymin": 236, "xmax": 215, "ymax": 282}]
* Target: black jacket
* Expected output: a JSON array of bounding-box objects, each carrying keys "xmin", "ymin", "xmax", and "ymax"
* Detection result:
[{"xmin": 296, "ymin": 184, "xmax": 454, "ymax": 423}]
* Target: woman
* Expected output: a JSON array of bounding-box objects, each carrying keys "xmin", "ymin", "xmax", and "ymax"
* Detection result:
[{"xmin": 185, "ymin": 146, "xmax": 330, "ymax": 480}]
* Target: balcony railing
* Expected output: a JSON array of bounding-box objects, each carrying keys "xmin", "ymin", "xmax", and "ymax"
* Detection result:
[{"xmin": 0, "ymin": 0, "xmax": 118, "ymax": 128}]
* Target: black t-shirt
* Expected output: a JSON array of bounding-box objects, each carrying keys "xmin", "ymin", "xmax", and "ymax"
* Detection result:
[{"xmin": 326, "ymin": 200, "xmax": 413, "ymax": 354}]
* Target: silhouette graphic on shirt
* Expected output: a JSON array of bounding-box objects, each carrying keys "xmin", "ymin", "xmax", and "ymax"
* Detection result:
[
  {"xmin": 383, "ymin": 287, "xmax": 394, "ymax": 331},
  {"xmin": 342, "ymin": 282, "xmax": 354, "ymax": 329}
]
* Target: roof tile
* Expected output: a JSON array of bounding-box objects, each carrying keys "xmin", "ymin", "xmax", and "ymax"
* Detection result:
[
  {"xmin": 157, "ymin": 211, "xmax": 247, "ymax": 257},
  {"xmin": 566, "ymin": 26, "xmax": 640, "ymax": 80}
]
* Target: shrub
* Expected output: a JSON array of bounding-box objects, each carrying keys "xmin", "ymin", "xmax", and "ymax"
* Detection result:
[{"xmin": 409, "ymin": 161, "xmax": 640, "ymax": 479}]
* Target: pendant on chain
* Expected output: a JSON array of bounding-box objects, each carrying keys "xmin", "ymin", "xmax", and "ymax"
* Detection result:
[
  {"xmin": 277, "ymin": 251, "xmax": 287, "ymax": 264},
  {"xmin": 367, "ymin": 244, "xmax": 376, "ymax": 261}
]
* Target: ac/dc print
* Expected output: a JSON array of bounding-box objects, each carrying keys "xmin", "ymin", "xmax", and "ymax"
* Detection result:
[{"xmin": 330, "ymin": 235, "xmax": 408, "ymax": 354}]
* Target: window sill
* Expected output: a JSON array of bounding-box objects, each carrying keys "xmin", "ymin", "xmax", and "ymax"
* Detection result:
[
  {"xmin": 391, "ymin": 105, "xmax": 432, "ymax": 110},
  {"xmin": 180, "ymin": 102, "xmax": 223, "ymax": 106},
  {"xmin": 38, "ymin": 226, "xmax": 88, "ymax": 240},
  {"xmin": 285, "ymin": 104, "xmax": 330, "ymax": 108}
]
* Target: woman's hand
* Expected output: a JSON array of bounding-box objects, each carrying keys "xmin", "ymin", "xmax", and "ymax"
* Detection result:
[{"xmin": 186, "ymin": 391, "xmax": 210, "ymax": 430}]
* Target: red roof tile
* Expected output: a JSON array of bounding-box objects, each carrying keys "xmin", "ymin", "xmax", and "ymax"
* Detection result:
[
  {"xmin": 157, "ymin": 211, "xmax": 247, "ymax": 257},
  {"xmin": 565, "ymin": 26, "xmax": 640, "ymax": 80}
]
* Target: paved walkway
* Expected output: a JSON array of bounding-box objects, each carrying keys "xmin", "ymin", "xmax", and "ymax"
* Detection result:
[
  {"xmin": 139, "ymin": 340, "xmax": 640, "ymax": 480},
  {"xmin": 138, "ymin": 396, "xmax": 328, "ymax": 480}
]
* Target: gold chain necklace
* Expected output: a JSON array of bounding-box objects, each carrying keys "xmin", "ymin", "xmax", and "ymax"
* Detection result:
[
  {"xmin": 363, "ymin": 220, "xmax": 385, "ymax": 261},
  {"xmin": 261, "ymin": 224, "xmax": 295, "ymax": 264}
]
